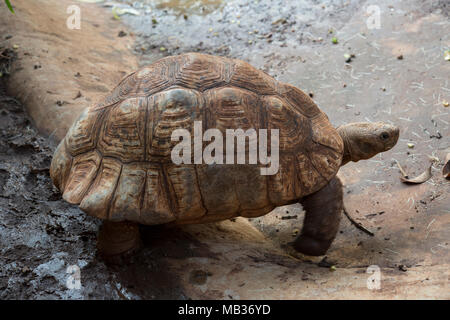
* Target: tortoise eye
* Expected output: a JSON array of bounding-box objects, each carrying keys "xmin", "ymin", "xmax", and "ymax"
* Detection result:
[{"xmin": 380, "ymin": 132, "xmax": 390, "ymax": 140}]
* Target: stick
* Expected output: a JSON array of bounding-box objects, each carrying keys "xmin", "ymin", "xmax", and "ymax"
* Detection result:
[
  {"xmin": 395, "ymin": 160, "xmax": 408, "ymax": 178},
  {"xmin": 343, "ymin": 205, "xmax": 375, "ymax": 236}
]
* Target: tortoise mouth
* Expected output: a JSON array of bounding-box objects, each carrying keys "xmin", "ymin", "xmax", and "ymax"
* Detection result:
[
  {"xmin": 386, "ymin": 126, "xmax": 400, "ymax": 150},
  {"xmin": 379, "ymin": 124, "xmax": 399, "ymax": 151}
]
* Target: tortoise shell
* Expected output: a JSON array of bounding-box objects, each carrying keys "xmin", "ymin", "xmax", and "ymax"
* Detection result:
[{"xmin": 50, "ymin": 53, "xmax": 344, "ymax": 225}]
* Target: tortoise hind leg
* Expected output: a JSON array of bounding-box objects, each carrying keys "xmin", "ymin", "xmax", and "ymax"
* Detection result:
[
  {"xmin": 294, "ymin": 176, "xmax": 343, "ymax": 256},
  {"xmin": 97, "ymin": 221, "xmax": 141, "ymax": 264}
]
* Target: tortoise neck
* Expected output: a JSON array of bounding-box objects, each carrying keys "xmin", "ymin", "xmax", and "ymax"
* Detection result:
[{"xmin": 337, "ymin": 126, "xmax": 353, "ymax": 166}]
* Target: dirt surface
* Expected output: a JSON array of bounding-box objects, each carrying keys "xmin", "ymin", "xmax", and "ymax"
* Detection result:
[
  {"xmin": 0, "ymin": 0, "xmax": 138, "ymax": 141},
  {"xmin": 0, "ymin": 0, "xmax": 449, "ymax": 299}
]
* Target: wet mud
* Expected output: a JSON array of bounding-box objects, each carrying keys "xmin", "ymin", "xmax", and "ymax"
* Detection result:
[{"xmin": 0, "ymin": 78, "xmax": 195, "ymax": 299}]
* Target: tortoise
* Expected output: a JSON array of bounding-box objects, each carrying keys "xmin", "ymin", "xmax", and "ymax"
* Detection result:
[{"xmin": 50, "ymin": 53, "xmax": 399, "ymax": 261}]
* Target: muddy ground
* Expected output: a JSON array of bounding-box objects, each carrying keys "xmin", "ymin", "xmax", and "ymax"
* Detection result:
[
  {"xmin": 0, "ymin": 77, "xmax": 111, "ymax": 299},
  {"xmin": 0, "ymin": 0, "xmax": 449, "ymax": 299},
  {"xmin": 0, "ymin": 75, "xmax": 208, "ymax": 299}
]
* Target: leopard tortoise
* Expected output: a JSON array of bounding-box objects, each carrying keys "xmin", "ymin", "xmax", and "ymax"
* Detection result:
[{"xmin": 50, "ymin": 53, "xmax": 399, "ymax": 261}]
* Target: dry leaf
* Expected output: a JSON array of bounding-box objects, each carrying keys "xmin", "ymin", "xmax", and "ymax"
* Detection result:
[
  {"xmin": 400, "ymin": 165, "xmax": 432, "ymax": 184},
  {"xmin": 443, "ymin": 153, "xmax": 450, "ymax": 179}
]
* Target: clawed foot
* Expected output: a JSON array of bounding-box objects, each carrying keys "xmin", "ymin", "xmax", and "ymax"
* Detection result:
[{"xmin": 293, "ymin": 234, "xmax": 333, "ymax": 256}]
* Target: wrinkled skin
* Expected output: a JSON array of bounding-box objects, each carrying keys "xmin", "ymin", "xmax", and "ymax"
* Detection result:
[{"xmin": 337, "ymin": 122, "xmax": 400, "ymax": 165}]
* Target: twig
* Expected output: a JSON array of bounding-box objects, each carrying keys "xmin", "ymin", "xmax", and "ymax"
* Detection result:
[
  {"xmin": 395, "ymin": 160, "xmax": 408, "ymax": 177},
  {"xmin": 343, "ymin": 205, "xmax": 375, "ymax": 236}
]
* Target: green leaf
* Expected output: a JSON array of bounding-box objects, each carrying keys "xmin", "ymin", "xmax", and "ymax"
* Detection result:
[{"xmin": 5, "ymin": 0, "xmax": 15, "ymax": 14}]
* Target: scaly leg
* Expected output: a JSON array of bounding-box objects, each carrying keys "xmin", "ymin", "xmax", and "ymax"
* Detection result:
[
  {"xmin": 97, "ymin": 221, "xmax": 141, "ymax": 264},
  {"xmin": 294, "ymin": 176, "xmax": 343, "ymax": 256}
]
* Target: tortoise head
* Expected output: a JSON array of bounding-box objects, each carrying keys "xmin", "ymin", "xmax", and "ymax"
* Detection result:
[{"xmin": 337, "ymin": 122, "xmax": 399, "ymax": 165}]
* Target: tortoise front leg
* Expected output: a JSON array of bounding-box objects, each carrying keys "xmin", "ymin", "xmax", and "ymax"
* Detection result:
[
  {"xmin": 294, "ymin": 176, "xmax": 343, "ymax": 256},
  {"xmin": 97, "ymin": 221, "xmax": 141, "ymax": 264}
]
